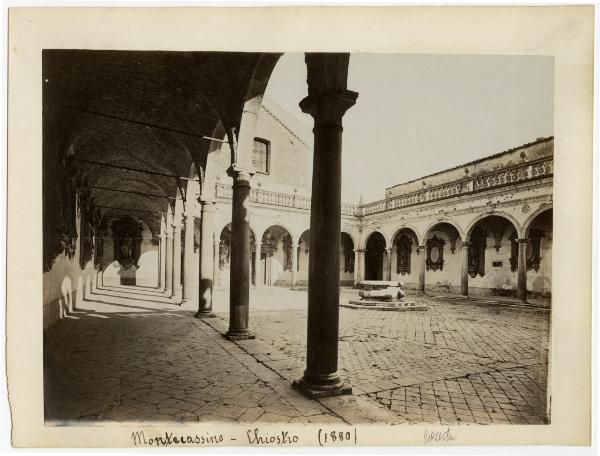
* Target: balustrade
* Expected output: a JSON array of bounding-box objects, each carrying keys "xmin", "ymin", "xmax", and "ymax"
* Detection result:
[
  {"xmin": 213, "ymin": 157, "xmax": 552, "ymax": 217},
  {"xmin": 215, "ymin": 183, "xmax": 359, "ymax": 216}
]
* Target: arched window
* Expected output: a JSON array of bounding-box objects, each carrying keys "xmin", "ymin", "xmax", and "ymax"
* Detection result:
[{"xmin": 252, "ymin": 138, "xmax": 270, "ymax": 174}]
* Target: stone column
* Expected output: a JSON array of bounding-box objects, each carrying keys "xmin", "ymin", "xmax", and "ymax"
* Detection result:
[
  {"xmin": 418, "ymin": 245, "xmax": 426, "ymax": 293},
  {"xmin": 213, "ymin": 235, "xmax": 220, "ymax": 288},
  {"xmin": 157, "ymin": 238, "xmax": 161, "ymax": 289},
  {"xmin": 159, "ymin": 229, "xmax": 166, "ymax": 291},
  {"xmin": 225, "ymin": 168, "xmax": 255, "ymax": 340},
  {"xmin": 460, "ymin": 242, "xmax": 469, "ymax": 297},
  {"xmin": 291, "ymin": 244, "xmax": 298, "ymax": 288},
  {"xmin": 182, "ymin": 214, "xmax": 196, "ymax": 302},
  {"xmin": 195, "ymin": 199, "xmax": 216, "ymax": 318},
  {"xmin": 293, "ymin": 53, "xmax": 358, "ymax": 398},
  {"xmin": 386, "ymin": 248, "xmax": 393, "ymax": 281},
  {"xmin": 172, "ymin": 220, "xmax": 182, "ymax": 299},
  {"xmin": 355, "ymin": 249, "xmax": 365, "ymax": 285},
  {"xmin": 517, "ymin": 238, "xmax": 528, "ymax": 302},
  {"xmin": 254, "ymin": 242, "xmax": 262, "ymax": 288},
  {"xmin": 165, "ymin": 223, "xmax": 173, "ymax": 296}
]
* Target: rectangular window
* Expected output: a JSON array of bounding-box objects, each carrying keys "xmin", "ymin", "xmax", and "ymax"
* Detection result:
[{"xmin": 252, "ymin": 138, "xmax": 270, "ymax": 174}]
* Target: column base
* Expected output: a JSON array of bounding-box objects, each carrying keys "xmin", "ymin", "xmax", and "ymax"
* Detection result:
[
  {"xmin": 195, "ymin": 311, "xmax": 216, "ymax": 319},
  {"xmin": 223, "ymin": 330, "xmax": 255, "ymax": 341},
  {"xmin": 292, "ymin": 378, "xmax": 352, "ymax": 399}
]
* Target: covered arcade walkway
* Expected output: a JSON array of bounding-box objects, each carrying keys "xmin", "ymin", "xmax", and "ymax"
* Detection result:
[{"xmin": 44, "ymin": 51, "xmax": 361, "ymax": 399}]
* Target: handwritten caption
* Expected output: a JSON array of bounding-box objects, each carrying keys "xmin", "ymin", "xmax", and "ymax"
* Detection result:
[
  {"xmin": 317, "ymin": 428, "xmax": 358, "ymax": 446},
  {"xmin": 130, "ymin": 427, "xmax": 359, "ymax": 447}
]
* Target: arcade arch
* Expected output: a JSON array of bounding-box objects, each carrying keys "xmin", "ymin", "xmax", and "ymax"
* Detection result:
[{"xmin": 364, "ymin": 231, "xmax": 386, "ymax": 280}]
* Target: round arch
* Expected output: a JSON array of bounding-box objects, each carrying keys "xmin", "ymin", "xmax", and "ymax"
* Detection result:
[
  {"xmin": 216, "ymin": 220, "xmax": 258, "ymax": 244},
  {"xmin": 341, "ymin": 230, "xmax": 358, "ymax": 249},
  {"xmin": 465, "ymin": 211, "xmax": 522, "ymax": 240},
  {"xmin": 523, "ymin": 205, "xmax": 553, "ymax": 238},
  {"xmin": 389, "ymin": 225, "xmax": 421, "ymax": 247},
  {"xmin": 218, "ymin": 222, "xmax": 257, "ymax": 244},
  {"xmin": 423, "ymin": 219, "xmax": 465, "ymax": 243},
  {"xmin": 362, "ymin": 230, "xmax": 387, "ymax": 250},
  {"xmin": 260, "ymin": 223, "xmax": 296, "ymax": 246},
  {"xmin": 364, "ymin": 231, "xmax": 387, "ymax": 280}
]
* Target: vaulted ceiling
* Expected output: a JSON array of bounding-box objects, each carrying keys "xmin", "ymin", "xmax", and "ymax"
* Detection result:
[{"xmin": 42, "ymin": 50, "xmax": 281, "ymax": 270}]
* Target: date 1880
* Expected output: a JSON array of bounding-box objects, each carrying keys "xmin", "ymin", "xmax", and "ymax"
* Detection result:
[{"xmin": 317, "ymin": 428, "xmax": 358, "ymax": 446}]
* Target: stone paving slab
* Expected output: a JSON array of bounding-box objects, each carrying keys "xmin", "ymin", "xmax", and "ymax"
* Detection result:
[
  {"xmin": 44, "ymin": 292, "xmax": 345, "ymax": 425},
  {"xmin": 198, "ymin": 314, "xmax": 401, "ymax": 425},
  {"xmin": 45, "ymin": 287, "xmax": 550, "ymax": 426}
]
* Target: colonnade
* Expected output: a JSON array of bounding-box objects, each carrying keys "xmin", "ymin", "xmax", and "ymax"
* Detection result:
[
  {"xmin": 139, "ymin": 53, "xmax": 548, "ymax": 399},
  {"xmin": 355, "ymin": 219, "xmax": 550, "ymax": 302},
  {"xmin": 176, "ymin": 53, "xmax": 358, "ymax": 398}
]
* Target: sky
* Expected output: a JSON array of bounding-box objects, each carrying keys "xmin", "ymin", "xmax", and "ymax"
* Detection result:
[{"xmin": 264, "ymin": 53, "xmax": 554, "ymax": 203}]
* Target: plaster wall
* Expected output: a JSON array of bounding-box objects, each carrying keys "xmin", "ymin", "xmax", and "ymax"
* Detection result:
[
  {"xmin": 43, "ymin": 205, "xmax": 95, "ymax": 330},
  {"xmin": 102, "ymin": 222, "xmax": 159, "ymax": 288}
]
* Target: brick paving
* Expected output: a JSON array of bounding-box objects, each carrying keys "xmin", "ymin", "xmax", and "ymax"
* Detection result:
[
  {"xmin": 44, "ymin": 285, "xmax": 549, "ymax": 425},
  {"xmin": 211, "ymin": 287, "xmax": 550, "ymax": 425}
]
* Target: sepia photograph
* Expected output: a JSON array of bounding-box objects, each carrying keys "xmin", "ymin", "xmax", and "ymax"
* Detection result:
[
  {"xmin": 41, "ymin": 50, "xmax": 554, "ymax": 427},
  {"xmin": 5, "ymin": 6, "xmax": 594, "ymax": 449}
]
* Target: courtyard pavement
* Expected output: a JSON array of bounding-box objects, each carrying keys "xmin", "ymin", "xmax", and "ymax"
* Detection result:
[{"xmin": 44, "ymin": 284, "xmax": 550, "ymax": 425}]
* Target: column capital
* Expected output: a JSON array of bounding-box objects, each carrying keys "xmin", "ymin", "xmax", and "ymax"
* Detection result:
[
  {"xmin": 517, "ymin": 238, "xmax": 529, "ymax": 245},
  {"xmin": 356, "ymin": 249, "xmax": 365, "ymax": 254},
  {"xmin": 299, "ymin": 90, "xmax": 358, "ymax": 127},
  {"xmin": 461, "ymin": 242, "xmax": 470, "ymax": 249},
  {"xmin": 183, "ymin": 212, "xmax": 195, "ymax": 222},
  {"xmin": 198, "ymin": 198, "xmax": 216, "ymax": 212},
  {"xmin": 417, "ymin": 244, "xmax": 427, "ymax": 251},
  {"xmin": 227, "ymin": 165, "xmax": 255, "ymax": 184}
]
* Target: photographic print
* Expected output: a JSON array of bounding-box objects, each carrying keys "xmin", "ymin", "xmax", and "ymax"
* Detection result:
[{"xmin": 6, "ymin": 6, "xmax": 593, "ymax": 448}]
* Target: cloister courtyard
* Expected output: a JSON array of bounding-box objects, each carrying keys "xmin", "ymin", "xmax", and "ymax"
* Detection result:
[{"xmin": 44, "ymin": 285, "xmax": 549, "ymax": 426}]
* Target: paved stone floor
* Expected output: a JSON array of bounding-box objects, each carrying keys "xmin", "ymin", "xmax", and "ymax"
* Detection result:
[{"xmin": 44, "ymin": 284, "xmax": 550, "ymax": 426}]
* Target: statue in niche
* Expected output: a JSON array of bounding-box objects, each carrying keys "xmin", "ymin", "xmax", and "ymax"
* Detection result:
[
  {"xmin": 468, "ymin": 227, "xmax": 487, "ymax": 278},
  {"xmin": 121, "ymin": 237, "xmax": 133, "ymax": 259},
  {"xmin": 509, "ymin": 231, "xmax": 518, "ymax": 272},
  {"xmin": 426, "ymin": 235, "xmax": 445, "ymax": 271},
  {"xmin": 94, "ymin": 228, "xmax": 105, "ymax": 270},
  {"xmin": 342, "ymin": 236, "xmax": 355, "ymax": 273},
  {"xmin": 112, "ymin": 217, "xmax": 142, "ymax": 270},
  {"xmin": 396, "ymin": 234, "xmax": 412, "ymax": 275},
  {"xmin": 282, "ymin": 233, "xmax": 293, "ymax": 272},
  {"xmin": 509, "ymin": 230, "xmax": 544, "ymax": 272},
  {"xmin": 219, "ymin": 229, "xmax": 231, "ymax": 269},
  {"xmin": 526, "ymin": 229, "xmax": 544, "ymax": 272}
]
